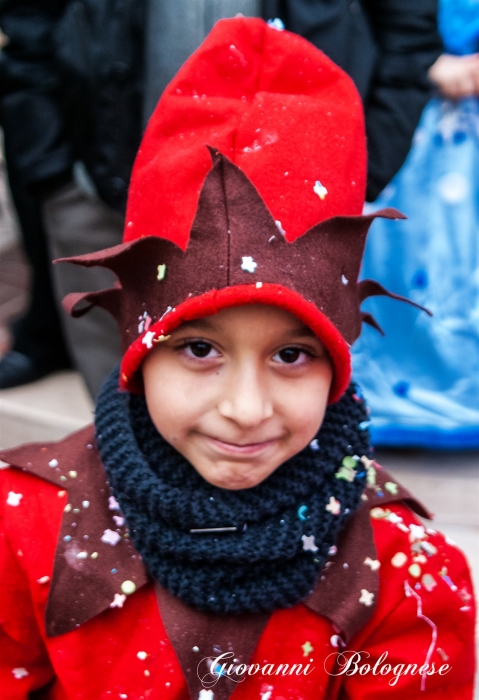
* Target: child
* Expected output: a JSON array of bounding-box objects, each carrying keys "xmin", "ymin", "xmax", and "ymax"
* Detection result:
[{"xmin": 0, "ymin": 17, "xmax": 475, "ymax": 700}]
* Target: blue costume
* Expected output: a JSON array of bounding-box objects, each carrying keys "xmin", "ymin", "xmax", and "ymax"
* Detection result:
[{"xmin": 352, "ymin": 0, "xmax": 479, "ymax": 449}]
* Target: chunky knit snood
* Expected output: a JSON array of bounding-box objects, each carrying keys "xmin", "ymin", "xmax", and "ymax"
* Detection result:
[{"xmin": 95, "ymin": 368, "xmax": 371, "ymax": 615}]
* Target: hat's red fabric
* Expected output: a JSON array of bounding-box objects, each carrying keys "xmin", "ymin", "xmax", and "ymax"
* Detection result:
[{"xmin": 125, "ymin": 17, "xmax": 366, "ymax": 249}]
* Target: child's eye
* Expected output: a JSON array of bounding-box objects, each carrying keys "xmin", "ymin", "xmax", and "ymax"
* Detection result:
[
  {"xmin": 272, "ymin": 347, "xmax": 311, "ymax": 364},
  {"xmin": 182, "ymin": 341, "xmax": 220, "ymax": 359}
]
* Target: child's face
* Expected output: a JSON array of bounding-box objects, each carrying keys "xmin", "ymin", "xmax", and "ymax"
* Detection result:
[{"xmin": 142, "ymin": 305, "xmax": 333, "ymax": 490}]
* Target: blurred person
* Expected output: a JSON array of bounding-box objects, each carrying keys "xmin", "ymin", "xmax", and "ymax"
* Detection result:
[
  {"xmin": 0, "ymin": 0, "xmax": 441, "ymax": 398},
  {"xmin": 0, "ymin": 132, "xmax": 72, "ymax": 388},
  {"xmin": 352, "ymin": 0, "xmax": 479, "ymax": 448}
]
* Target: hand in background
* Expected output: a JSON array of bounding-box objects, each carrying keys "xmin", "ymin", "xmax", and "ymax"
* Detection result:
[{"xmin": 428, "ymin": 53, "xmax": 479, "ymax": 99}]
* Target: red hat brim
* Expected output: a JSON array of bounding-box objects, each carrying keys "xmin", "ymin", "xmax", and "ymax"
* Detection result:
[{"xmin": 120, "ymin": 283, "xmax": 351, "ymax": 404}]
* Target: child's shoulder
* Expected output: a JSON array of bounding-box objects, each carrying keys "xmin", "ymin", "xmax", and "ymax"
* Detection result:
[
  {"xmin": 362, "ymin": 462, "xmax": 473, "ymax": 609},
  {"xmin": 0, "ymin": 426, "xmax": 97, "ymax": 591},
  {"xmin": 356, "ymin": 468, "xmax": 475, "ymax": 655},
  {"xmin": 370, "ymin": 498, "xmax": 473, "ymax": 603}
]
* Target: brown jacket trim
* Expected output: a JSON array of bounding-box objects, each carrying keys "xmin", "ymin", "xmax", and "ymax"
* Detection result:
[
  {"xmin": 155, "ymin": 583, "xmax": 270, "ymax": 700},
  {"xmin": 0, "ymin": 431, "xmax": 430, "ymax": 647}
]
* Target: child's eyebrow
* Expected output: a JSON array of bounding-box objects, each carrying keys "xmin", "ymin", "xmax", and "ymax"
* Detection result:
[
  {"xmin": 176, "ymin": 318, "xmax": 217, "ymax": 332},
  {"xmin": 177, "ymin": 318, "xmax": 317, "ymax": 340},
  {"xmin": 284, "ymin": 325, "xmax": 317, "ymax": 339}
]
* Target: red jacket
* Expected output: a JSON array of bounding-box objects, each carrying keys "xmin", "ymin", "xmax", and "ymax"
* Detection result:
[{"xmin": 0, "ymin": 427, "xmax": 475, "ymax": 700}]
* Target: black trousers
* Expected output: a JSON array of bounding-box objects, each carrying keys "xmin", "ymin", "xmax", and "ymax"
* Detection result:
[{"xmin": 3, "ymin": 147, "xmax": 71, "ymax": 369}]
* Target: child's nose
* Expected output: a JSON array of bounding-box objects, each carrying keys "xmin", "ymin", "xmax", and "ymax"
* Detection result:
[{"xmin": 217, "ymin": 363, "xmax": 273, "ymax": 428}]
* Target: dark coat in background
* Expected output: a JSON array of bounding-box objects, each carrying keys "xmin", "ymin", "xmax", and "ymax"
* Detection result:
[{"xmin": 0, "ymin": 0, "xmax": 442, "ymax": 212}]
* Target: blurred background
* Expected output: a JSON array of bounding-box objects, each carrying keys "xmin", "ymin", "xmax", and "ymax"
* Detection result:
[{"xmin": 0, "ymin": 0, "xmax": 477, "ymax": 684}]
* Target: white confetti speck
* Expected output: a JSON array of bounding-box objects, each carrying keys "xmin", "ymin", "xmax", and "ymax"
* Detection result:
[
  {"xmin": 199, "ymin": 690, "xmax": 214, "ymax": 700},
  {"xmin": 82, "ymin": 501, "xmax": 90, "ymax": 509},
  {"xmin": 302, "ymin": 534, "xmax": 319, "ymax": 553},
  {"xmin": 113, "ymin": 515, "xmax": 125, "ymax": 527},
  {"xmin": 6, "ymin": 492, "xmax": 22, "ymax": 507},
  {"xmin": 267, "ymin": 17, "xmax": 285, "ymax": 30},
  {"xmin": 422, "ymin": 573, "xmax": 437, "ymax": 592},
  {"xmin": 309, "ymin": 439, "xmax": 320, "ymax": 451},
  {"xmin": 359, "ymin": 589, "xmax": 374, "ymax": 606},
  {"xmin": 137, "ymin": 651, "xmax": 147, "ymax": 660},
  {"xmin": 387, "ymin": 512, "xmax": 403, "ymax": 524},
  {"xmin": 101, "ymin": 529, "xmax": 122, "ymax": 546},
  {"xmin": 255, "ymin": 281, "xmax": 263, "ymax": 289},
  {"xmin": 420, "ymin": 541, "xmax": 437, "ymax": 556},
  {"xmin": 142, "ymin": 330, "xmax": 156, "ymax": 349},
  {"xmin": 275, "ymin": 220, "xmax": 286, "ymax": 235},
  {"xmin": 159, "ymin": 305, "xmax": 173, "ymax": 321},
  {"xmin": 391, "ymin": 552, "xmax": 408, "ymax": 568},
  {"xmin": 364, "ymin": 557, "xmax": 381, "ymax": 571},
  {"xmin": 325, "ymin": 496, "xmax": 341, "ymax": 515},
  {"xmin": 192, "ymin": 646, "xmax": 199, "ymax": 652},
  {"xmin": 110, "ymin": 593, "xmax": 126, "ymax": 609},
  {"xmin": 68, "ymin": 471, "xmax": 77, "ymax": 479},
  {"xmin": 37, "ymin": 576, "xmax": 50, "ymax": 584},
  {"xmin": 76, "ymin": 551, "xmax": 88, "ymax": 559},
  {"xmin": 409, "ymin": 525, "xmax": 426, "ymax": 541},
  {"xmin": 109, "ymin": 496, "xmax": 120, "ymax": 511},
  {"xmin": 330, "ymin": 634, "xmax": 342, "ymax": 648},
  {"xmin": 12, "ymin": 668, "xmax": 29, "ymax": 679},
  {"xmin": 241, "ymin": 256, "xmax": 257, "ymax": 273},
  {"xmin": 313, "ymin": 180, "xmax": 328, "ymax": 200},
  {"xmin": 48, "ymin": 459, "xmax": 58, "ymax": 468},
  {"xmin": 341, "ymin": 275, "xmax": 348, "ymax": 285}
]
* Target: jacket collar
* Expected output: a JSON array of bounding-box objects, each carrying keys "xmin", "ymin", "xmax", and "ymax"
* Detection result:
[
  {"xmin": 1, "ymin": 427, "xmax": 430, "ymax": 694},
  {"xmin": 0, "ymin": 426, "xmax": 148, "ymax": 636}
]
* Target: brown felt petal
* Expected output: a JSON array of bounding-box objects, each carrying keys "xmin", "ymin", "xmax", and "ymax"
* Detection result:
[
  {"xmin": 63, "ymin": 288, "xmax": 122, "ymax": 320},
  {"xmin": 155, "ymin": 583, "xmax": 269, "ymax": 700},
  {"xmin": 359, "ymin": 279, "xmax": 433, "ymax": 316},
  {"xmin": 361, "ymin": 311, "xmax": 385, "ymax": 335},
  {"xmin": 55, "ymin": 240, "xmax": 141, "ymax": 270}
]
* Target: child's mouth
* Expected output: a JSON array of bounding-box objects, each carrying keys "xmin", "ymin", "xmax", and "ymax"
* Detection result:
[{"xmin": 204, "ymin": 435, "xmax": 279, "ymax": 456}]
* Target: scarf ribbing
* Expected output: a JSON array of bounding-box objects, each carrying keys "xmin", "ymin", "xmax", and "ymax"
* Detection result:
[{"xmin": 95, "ymin": 368, "xmax": 371, "ymax": 614}]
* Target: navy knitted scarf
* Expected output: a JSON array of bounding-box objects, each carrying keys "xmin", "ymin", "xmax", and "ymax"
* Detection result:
[{"xmin": 95, "ymin": 368, "xmax": 371, "ymax": 615}]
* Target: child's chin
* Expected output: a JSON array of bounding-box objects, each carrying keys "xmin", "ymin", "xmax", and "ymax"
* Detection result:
[{"xmin": 196, "ymin": 462, "xmax": 278, "ymax": 490}]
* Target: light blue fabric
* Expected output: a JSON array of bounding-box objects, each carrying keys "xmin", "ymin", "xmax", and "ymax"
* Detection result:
[
  {"xmin": 352, "ymin": 97, "xmax": 479, "ymax": 449},
  {"xmin": 439, "ymin": 0, "xmax": 479, "ymax": 55}
]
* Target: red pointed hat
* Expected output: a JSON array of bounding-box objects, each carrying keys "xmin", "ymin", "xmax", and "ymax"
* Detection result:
[{"xmin": 59, "ymin": 17, "xmax": 427, "ymax": 402}]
